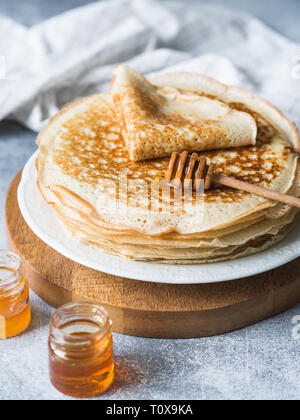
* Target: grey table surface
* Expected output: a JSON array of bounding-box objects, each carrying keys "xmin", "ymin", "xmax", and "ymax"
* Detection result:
[{"xmin": 0, "ymin": 0, "xmax": 299, "ymax": 401}]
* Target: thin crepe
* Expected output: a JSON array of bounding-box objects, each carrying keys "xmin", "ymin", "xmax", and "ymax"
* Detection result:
[
  {"xmin": 36, "ymin": 71, "xmax": 300, "ymax": 264},
  {"xmin": 111, "ymin": 65, "xmax": 257, "ymax": 161}
]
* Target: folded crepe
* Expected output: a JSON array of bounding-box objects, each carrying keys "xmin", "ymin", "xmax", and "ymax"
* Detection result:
[{"xmin": 111, "ymin": 65, "xmax": 257, "ymax": 161}]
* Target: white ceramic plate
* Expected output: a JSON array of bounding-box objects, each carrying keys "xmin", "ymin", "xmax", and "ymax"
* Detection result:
[{"xmin": 17, "ymin": 151, "xmax": 300, "ymax": 285}]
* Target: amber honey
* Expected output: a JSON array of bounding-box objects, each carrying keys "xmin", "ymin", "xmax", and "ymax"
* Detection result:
[
  {"xmin": 0, "ymin": 252, "xmax": 31, "ymax": 339},
  {"xmin": 48, "ymin": 303, "xmax": 114, "ymax": 397}
]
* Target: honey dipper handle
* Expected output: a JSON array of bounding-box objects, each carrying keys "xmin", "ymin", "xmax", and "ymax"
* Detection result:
[{"xmin": 213, "ymin": 174, "xmax": 300, "ymax": 209}]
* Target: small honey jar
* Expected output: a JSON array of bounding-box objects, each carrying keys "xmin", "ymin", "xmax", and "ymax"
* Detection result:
[
  {"xmin": 48, "ymin": 302, "xmax": 114, "ymax": 397},
  {"xmin": 0, "ymin": 251, "xmax": 31, "ymax": 339}
]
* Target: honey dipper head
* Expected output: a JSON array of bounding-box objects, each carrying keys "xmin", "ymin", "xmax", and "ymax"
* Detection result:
[{"xmin": 165, "ymin": 152, "xmax": 215, "ymax": 191}]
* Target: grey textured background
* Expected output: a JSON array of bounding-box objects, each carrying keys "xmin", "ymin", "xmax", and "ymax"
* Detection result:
[{"xmin": 0, "ymin": 0, "xmax": 299, "ymax": 401}]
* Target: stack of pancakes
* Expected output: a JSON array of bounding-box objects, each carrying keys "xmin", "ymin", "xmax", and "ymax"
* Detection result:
[{"xmin": 36, "ymin": 72, "xmax": 300, "ymax": 264}]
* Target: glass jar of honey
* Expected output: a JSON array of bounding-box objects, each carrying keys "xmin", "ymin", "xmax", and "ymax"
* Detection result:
[
  {"xmin": 48, "ymin": 302, "xmax": 114, "ymax": 398},
  {"xmin": 0, "ymin": 251, "xmax": 31, "ymax": 339}
]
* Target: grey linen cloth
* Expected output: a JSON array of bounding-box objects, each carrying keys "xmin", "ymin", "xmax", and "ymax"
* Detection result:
[{"xmin": 0, "ymin": 0, "xmax": 300, "ymax": 132}]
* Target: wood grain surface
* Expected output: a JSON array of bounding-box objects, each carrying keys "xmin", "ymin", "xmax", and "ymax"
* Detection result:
[{"xmin": 5, "ymin": 171, "xmax": 300, "ymax": 338}]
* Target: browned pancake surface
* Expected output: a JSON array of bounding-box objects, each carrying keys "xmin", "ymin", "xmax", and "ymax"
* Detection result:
[{"xmin": 53, "ymin": 95, "xmax": 290, "ymax": 205}]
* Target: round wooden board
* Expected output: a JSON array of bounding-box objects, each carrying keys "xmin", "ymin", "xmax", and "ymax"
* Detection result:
[{"xmin": 5, "ymin": 171, "xmax": 300, "ymax": 338}]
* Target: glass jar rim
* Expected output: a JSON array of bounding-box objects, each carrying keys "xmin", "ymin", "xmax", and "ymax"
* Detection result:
[
  {"xmin": 50, "ymin": 302, "xmax": 112, "ymax": 349},
  {"xmin": 0, "ymin": 250, "xmax": 24, "ymax": 293}
]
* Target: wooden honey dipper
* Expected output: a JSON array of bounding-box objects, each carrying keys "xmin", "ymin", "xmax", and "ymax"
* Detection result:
[{"xmin": 165, "ymin": 151, "xmax": 300, "ymax": 208}]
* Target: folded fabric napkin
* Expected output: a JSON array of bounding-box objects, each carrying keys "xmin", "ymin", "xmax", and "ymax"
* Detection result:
[{"xmin": 0, "ymin": 0, "xmax": 299, "ymax": 133}]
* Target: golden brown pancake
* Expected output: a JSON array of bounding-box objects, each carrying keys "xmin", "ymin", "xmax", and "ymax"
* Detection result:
[{"xmin": 36, "ymin": 72, "xmax": 300, "ymax": 264}]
